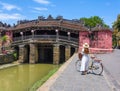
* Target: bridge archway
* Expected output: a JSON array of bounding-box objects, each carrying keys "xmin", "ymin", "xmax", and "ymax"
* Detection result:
[
  {"xmin": 24, "ymin": 45, "xmax": 30, "ymax": 63},
  {"xmin": 71, "ymin": 47, "xmax": 75, "ymax": 56},
  {"xmin": 38, "ymin": 44, "xmax": 53, "ymax": 63},
  {"xmin": 14, "ymin": 46, "xmax": 19, "ymax": 60},
  {"xmin": 60, "ymin": 45, "xmax": 65, "ymax": 63},
  {"xmin": 16, "ymin": 43, "xmax": 77, "ymax": 64}
]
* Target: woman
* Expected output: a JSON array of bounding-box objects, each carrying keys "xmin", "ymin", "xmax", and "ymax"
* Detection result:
[{"xmin": 80, "ymin": 43, "xmax": 90, "ymax": 75}]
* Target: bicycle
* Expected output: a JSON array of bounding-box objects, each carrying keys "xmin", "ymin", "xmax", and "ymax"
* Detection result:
[{"xmin": 75, "ymin": 55, "xmax": 103, "ymax": 75}]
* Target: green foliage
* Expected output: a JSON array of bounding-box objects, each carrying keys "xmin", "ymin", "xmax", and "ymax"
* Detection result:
[
  {"xmin": 112, "ymin": 34, "xmax": 117, "ymax": 48},
  {"xmin": 13, "ymin": 52, "xmax": 17, "ymax": 60},
  {"xmin": 80, "ymin": 16, "xmax": 109, "ymax": 28},
  {"xmin": 2, "ymin": 35, "xmax": 7, "ymax": 42},
  {"xmin": 112, "ymin": 14, "xmax": 120, "ymax": 48},
  {"xmin": 113, "ymin": 14, "xmax": 120, "ymax": 32}
]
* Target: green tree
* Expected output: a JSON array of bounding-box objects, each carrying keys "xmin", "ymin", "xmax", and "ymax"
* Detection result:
[
  {"xmin": 112, "ymin": 14, "xmax": 120, "ymax": 48},
  {"xmin": 2, "ymin": 35, "xmax": 8, "ymax": 44},
  {"xmin": 112, "ymin": 29, "xmax": 118, "ymax": 48},
  {"xmin": 1, "ymin": 35, "xmax": 12, "ymax": 53},
  {"xmin": 113, "ymin": 14, "xmax": 120, "ymax": 32},
  {"xmin": 80, "ymin": 16, "xmax": 109, "ymax": 28},
  {"xmin": 1, "ymin": 35, "xmax": 7, "ymax": 53}
]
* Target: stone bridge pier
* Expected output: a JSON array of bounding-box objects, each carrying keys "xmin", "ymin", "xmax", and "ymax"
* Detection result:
[{"xmin": 17, "ymin": 44, "xmax": 78, "ymax": 64}]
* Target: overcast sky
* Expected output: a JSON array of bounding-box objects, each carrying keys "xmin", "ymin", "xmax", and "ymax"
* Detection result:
[{"xmin": 0, "ymin": 0, "xmax": 120, "ymax": 27}]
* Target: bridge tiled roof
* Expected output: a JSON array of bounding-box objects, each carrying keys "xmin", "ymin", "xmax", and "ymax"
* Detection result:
[
  {"xmin": 7, "ymin": 19, "xmax": 88, "ymax": 32},
  {"xmin": 91, "ymin": 26, "xmax": 112, "ymax": 32}
]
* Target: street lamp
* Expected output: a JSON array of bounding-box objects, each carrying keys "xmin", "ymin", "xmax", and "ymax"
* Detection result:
[
  {"xmin": 55, "ymin": 29, "xmax": 59, "ymax": 42},
  {"xmin": 67, "ymin": 32, "xmax": 70, "ymax": 40},
  {"xmin": 31, "ymin": 30, "xmax": 35, "ymax": 39},
  {"xmin": 20, "ymin": 32, "xmax": 23, "ymax": 41}
]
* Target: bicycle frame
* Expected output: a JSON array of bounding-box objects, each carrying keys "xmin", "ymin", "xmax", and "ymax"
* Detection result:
[
  {"xmin": 90, "ymin": 56, "xmax": 103, "ymax": 75},
  {"xmin": 75, "ymin": 55, "xmax": 103, "ymax": 75}
]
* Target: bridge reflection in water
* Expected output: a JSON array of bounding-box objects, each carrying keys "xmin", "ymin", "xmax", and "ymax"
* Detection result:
[{"xmin": 0, "ymin": 64, "xmax": 58, "ymax": 91}]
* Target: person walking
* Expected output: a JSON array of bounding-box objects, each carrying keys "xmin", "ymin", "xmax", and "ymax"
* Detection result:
[{"xmin": 80, "ymin": 43, "xmax": 90, "ymax": 75}]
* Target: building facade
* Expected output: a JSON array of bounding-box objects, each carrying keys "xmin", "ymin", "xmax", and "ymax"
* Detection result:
[{"xmin": 79, "ymin": 27, "xmax": 113, "ymax": 53}]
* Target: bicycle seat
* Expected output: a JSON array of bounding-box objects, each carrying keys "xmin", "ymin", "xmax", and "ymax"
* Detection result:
[
  {"xmin": 91, "ymin": 56, "xmax": 96, "ymax": 59},
  {"xmin": 94, "ymin": 59, "xmax": 102, "ymax": 62}
]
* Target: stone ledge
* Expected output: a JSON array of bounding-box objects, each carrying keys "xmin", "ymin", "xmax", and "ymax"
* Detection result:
[{"xmin": 0, "ymin": 62, "xmax": 20, "ymax": 70}]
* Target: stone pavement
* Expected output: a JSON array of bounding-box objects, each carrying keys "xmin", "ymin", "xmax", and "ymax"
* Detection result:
[
  {"xmin": 96, "ymin": 49, "xmax": 120, "ymax": 91},
  {"xmin": 37, "ymin": 53, "xmax": 111, "ymax": 91}
]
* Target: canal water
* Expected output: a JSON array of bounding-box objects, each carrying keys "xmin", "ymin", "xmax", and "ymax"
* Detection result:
[{"xmin": 0, "ymin": 64, "xmax": 58, "ymax": 91}]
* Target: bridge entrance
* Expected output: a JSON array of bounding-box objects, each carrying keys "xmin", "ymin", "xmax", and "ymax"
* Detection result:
[
  {"xmin": 38, "ymin": 44, "xmax": 53, "ymax": 63},
  {"xmin": 59, "ymin": 45, "xmax": 65, "ymax": 63}
]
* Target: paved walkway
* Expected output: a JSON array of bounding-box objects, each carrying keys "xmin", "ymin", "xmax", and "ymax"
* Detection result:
[
  {"xmin": 97, "ymin": 49, "xmax": 120, "ymax": 91},
  {"xmin": 38, "ymin": 53, "xmax": 111, "ymax": 91}
]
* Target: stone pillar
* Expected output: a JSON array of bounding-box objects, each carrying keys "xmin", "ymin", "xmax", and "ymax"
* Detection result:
[
  {"xmin": 35, "ymin": 44, "xmax": 38, "ymax": 63},
  {"xmin": 24, "ymin": 46, "xmax": 28, "ymax": 62},
  {"xmin": 0, "ymin": 47, "xmax": 1, "ymax": 53},
  {"xmin": 18, "ymin": 45, "xmax": 25, "ymax": 63},
  {"xmin": 65, "ymin": 45, "xmax": 71, "ymax": 61},
  {"xmin": 75, "ymin": 47, "xmax": 78, "ymax": 53},
  {"xmin": 53, "ymin": 44, "xmax": 60, "ymax": 64},
  {"xmin": 29, "ymin": 44, "xmax": 38, "ymax": 64}
]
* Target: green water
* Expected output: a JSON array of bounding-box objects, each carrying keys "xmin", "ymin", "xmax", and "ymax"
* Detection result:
[{"xmin": 0, "ymin": 64, "xmax": 57, "ymax": 91}]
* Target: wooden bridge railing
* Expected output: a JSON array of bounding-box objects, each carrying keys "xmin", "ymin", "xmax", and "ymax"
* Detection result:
[{"xmin": 12, "ymin": 35, "xmax": 79, "ymax": 46}]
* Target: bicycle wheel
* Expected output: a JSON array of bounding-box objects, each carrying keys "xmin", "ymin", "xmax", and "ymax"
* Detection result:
[
  {"xmin": 92, "ymin": 62, "xmax": 103, "ymax": 75},
  {"xmin": 75, "ymin": 60, "xmax": 81, "ymax": 71}
]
